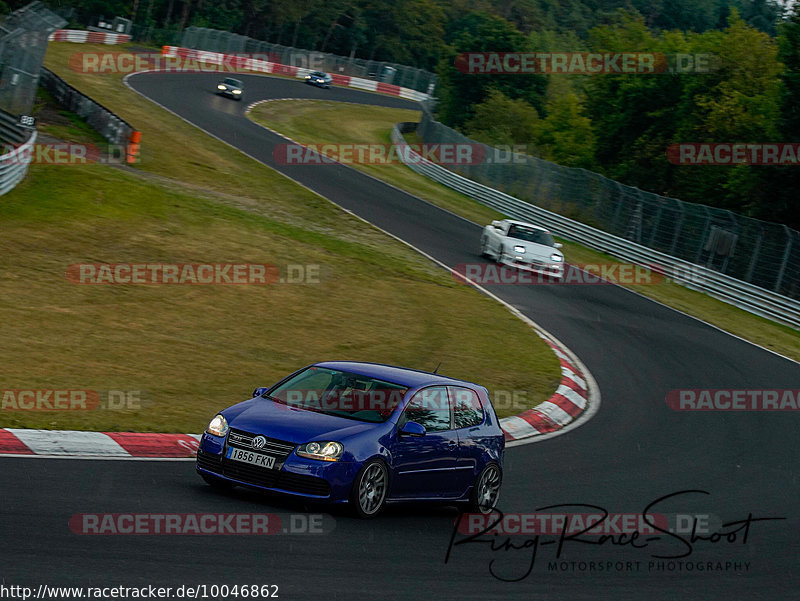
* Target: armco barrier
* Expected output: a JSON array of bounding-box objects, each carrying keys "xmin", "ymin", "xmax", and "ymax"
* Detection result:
[
  {"xmin": 161, "ymin": 46, "xmax": 431, "ymax": 102},
  {"xmin": 39, "ymin": 67, "xmax": 140, "ymax": 151},
  {"xmin": 390, "ymin": 124, "xmax": 800, "ymax": 330},
  {"xmin": 49, "ymin": 29, "xmax": 130, "ymax": 44},
  {"xmin": 0, "ymin": 128, "xmax": 37, "ymax": 196}
]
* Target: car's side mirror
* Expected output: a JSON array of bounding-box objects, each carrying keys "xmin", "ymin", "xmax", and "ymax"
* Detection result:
[
  {"xmin": 399, "ymin": 421, "xmax": 426, "ymax": 437},
  {"xmin": 253, "ymin": 387, "xmax": 269, "ymax": 398},
  {"xmin": 554, "ymin": 243, "xmax": 563, "ymax": 249}
]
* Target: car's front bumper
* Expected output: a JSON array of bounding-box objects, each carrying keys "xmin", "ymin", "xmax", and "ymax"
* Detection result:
[
  {"xmin": 197, "ymin": 432, "xmax": 358, "ymax": 503},
  {"xmin": 500, "ymin": 254, "xmax": 564, "ymax": 279},
  {"xmin": 304, "ymin": 79, "xmax": 330, "ymax": 87}
]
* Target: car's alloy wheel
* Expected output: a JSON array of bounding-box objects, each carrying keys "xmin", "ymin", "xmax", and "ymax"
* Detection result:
[
  {"xmin": 352, "ymin": 459, "xmax": 388, "ymax": 518},
  {"xmin": 469, "ymin": 463, "xmax": 502, "ymax": 514}
]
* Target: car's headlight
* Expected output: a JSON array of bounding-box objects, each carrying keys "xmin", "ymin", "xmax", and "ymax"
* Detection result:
[
  {"xmin": 551, "ymin": 254, "xmax": 564, "ymax": 262},
  {"xmin": 217, "ymin": 84, "xmax": 226, "ymax": 90},
  {"xmin": 317, "ymin": 79, "xmax": 324, "ymax": 83},
  {"xmin": 206, "ymin": 414, "xmax": 229, "ymax": 437},
  {"xmin": 514, "ymin": 245, "xmax": 526, "ymax": 254},
  {"xmin": 305, "ymin": 75, "xmax": 311, "ymax": 79},
  {"xmin": 232, "ymin": 89, "xmax": 242, "ymax": 94},
  {"xmin": 296, "ymin": 441, "xmax": 343, "ymax": 462}
]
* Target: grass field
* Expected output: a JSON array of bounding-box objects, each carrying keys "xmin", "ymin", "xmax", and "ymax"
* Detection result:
[
  {"xmin": 248, "ymin": 99, "xmax": 800, "ymax": 362},
  {"xmin": 0, "ymin": 43, "xmax": 562, "ymax": 432}
]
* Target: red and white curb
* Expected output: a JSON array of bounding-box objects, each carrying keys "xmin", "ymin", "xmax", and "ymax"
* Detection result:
[
  {"xmin": 0, "ymin": 430, "xmax": 200, "ymax": 459},
  {"xmin": 49, "ymin": 29, "xmax": 131, "ymax": 45},
  {"xmin": 500, "ymin": 335, "xmax": 592, "ymax": 444}
]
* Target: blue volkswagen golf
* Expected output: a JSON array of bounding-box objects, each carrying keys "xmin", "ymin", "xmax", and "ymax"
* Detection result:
[{"xmin": 197, "ymin": 361, "xmax": 505, "ymax": 518}]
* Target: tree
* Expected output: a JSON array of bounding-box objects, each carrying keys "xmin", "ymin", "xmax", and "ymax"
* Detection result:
[
  {"xmin": 463, "ymin": 88, "xmax": 541, "ymax": 147},
  {"xmin": 436, "ymin": 11, "xmax": 546, "ymax": 127},
  {"xmin": 535, "ymin": 91, "xmax": 596, "ymax": 168}
]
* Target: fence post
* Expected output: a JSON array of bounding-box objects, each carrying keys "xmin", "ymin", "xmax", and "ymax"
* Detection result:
[{"xmin": 774, "ymin": 225, "xmax": 792, "ymax": 293}]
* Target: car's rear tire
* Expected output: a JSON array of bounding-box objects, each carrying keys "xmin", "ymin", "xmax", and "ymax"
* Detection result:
[
  {"xmin": 201, "ymin": 473, "xmax": 233, "ymax": 491},
  {"xmin": 465, "ymin": 463, "xmax": 502, "ymax": 514},
  {"xmin": 496, "ymin": 244, "xmax": 504, "ymax": 264},
  {"xmin": 350, "ymin": 459, "xmax": 388, "ymax": 518}
]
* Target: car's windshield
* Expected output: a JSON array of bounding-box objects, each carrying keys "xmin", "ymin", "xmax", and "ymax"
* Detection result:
[
  {"xmin": 507, "ymin": 225, "xmax": 555, "ymax": 247},
  {"xmin": 310, "ymin": 71, "xmax": 326, "ymax": 77},
  {"xmin": 266, "ymin": 366, "xmax": 407, "ymax": 422},
  {"xmin": 223, "ymin": 78, "xmax": 242, "ymax": 86}
]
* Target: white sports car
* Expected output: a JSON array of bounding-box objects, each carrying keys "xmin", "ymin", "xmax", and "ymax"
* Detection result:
[{"xmin": 480, "ymin": 219, "xmax": 565, "ymax": 279}]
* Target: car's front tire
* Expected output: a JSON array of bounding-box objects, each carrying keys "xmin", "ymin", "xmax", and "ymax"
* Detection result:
[
  {"xmin": 496, "ymin": 244, "xmax": 504, "ymax": 264},
  {"xmin": 465, "ymin": 463, "xmax": 502, "ymax": 514},
  {"xmin": 350, "ymin": 459, "xmax": 388, "ymax": 518}
]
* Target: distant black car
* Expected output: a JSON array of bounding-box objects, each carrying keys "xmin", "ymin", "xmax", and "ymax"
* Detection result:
[
  {"xmin": 304, "ymin": 71, "xmax": 332, "ymax": 89},
  {"xmin": 216, "ymin": 77, "xmax": 243, "ymax": 100}
]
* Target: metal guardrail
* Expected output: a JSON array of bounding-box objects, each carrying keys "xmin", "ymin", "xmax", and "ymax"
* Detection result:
[
  {"xmin": 39, "ymin": 67, "xmax": 135, "ymax": 146},
  {"xmin": 391, "ymin": 123, "xmax": 800, "ymax": 330},
  {"xmin": 0, "ymin": 126, "xmax": 37, "ymax": 196}
]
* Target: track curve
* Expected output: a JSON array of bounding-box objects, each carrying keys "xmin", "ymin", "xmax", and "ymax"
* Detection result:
[{"xmin": 2, "ymin": 71, "xmax": 797, "ymax": 600}]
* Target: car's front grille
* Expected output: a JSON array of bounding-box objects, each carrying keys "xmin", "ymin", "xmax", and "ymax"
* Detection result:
[
  {"xmin": 226, "ymin": 428, "xmax": 295, "ymax": 468},
  {"xmin": 197, "ymin": 430, "xmax": 331, "ymax": 497}
]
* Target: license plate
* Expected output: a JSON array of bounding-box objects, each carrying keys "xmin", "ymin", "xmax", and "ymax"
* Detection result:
[{"xmin": 226, "ymin": 446, "xmax": 276, "ymax": 469}]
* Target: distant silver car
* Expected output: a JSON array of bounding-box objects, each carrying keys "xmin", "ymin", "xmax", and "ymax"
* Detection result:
[
  {"xmin": 480, "ymin": 219, "xmax": 564, "ymax": 279},
  {"xmin": 216, "ymin": 77, "xmax": 243, "ymax": 100},
  {"xmin": 304, "ymin": 70, "xmax": 332, "ymax": 89}
]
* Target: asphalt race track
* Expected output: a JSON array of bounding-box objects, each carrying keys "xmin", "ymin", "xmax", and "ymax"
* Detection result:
[{"xmin": 2, "ymin": 71, "xmax": 798, "ymax": 601}]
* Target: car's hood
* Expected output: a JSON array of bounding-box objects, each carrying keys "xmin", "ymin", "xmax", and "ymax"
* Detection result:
[
  {"xmin": 507, "ymin": 240, "xmax": 561, "ymax": 261},
  {"xmin": 224, "ymin": 398, "xmax": 378, "ymax": 443}
]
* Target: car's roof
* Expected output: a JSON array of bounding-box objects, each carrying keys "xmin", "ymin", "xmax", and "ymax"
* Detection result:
[
  {"xmin": 313, "ymin": 361, "xmax": 479, "ymax": 389},
  {"xmin": 504, "ymin": 219, "xmax": 548, "ymax": 232}
]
